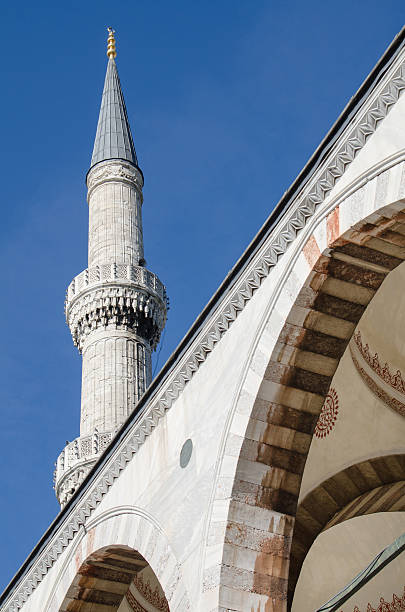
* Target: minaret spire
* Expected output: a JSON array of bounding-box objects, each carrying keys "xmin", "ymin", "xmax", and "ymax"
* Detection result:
[
  {"xmin": 54, "ymin": 31, "xmax": 167, "ymax": 507},
  {"xmin": 91, "ymin": 29, "xmax": 138, "ymax": 170}
]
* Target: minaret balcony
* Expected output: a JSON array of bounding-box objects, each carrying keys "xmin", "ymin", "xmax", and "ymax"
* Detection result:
[
  {"xmin": 65, "ymin": 263, "xmax": 168, "ymax": 352},
  {"xmin": 54, "ymin": 429, "xmax": 115, "ymax": 507},
  {"xmin": 66, "ymin": 262, "xmax": 166, "ymax": 305}
]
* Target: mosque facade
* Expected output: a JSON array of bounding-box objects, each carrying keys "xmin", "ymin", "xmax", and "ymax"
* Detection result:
[{"xmin": 1, "ymin": 26, "xmax": 405, "ymax": 612}]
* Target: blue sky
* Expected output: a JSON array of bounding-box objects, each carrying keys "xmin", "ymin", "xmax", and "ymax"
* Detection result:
[{"xmin": 0, "ymin": 0, "xmax": 404, "ymax": 593}]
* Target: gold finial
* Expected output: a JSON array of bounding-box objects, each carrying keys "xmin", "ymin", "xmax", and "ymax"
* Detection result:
[{"xmin": 107, "ymin": 27, "xmax": 117, "ymax": 59}]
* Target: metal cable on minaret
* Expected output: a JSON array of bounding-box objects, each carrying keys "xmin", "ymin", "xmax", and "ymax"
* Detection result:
[{"xmin": 54, "ymin": 30, "xmax": 167, "ymax": 507}]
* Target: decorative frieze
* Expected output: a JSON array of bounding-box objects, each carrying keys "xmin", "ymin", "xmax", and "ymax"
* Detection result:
[
  {"xmin": 129, "ymin": 574, "xmax": 170, "ymax": 612},
  {"xmin": 343, "ymin": 585, "xmax": 405, "ymax": 612},
  {"xmin": 125, "ymin": 594, "xmax": 148, "ymax": 612},
  {"xmin": 66, "ymin": 263, "xmax": 166, "ymax": 303},
  {"xmin": 350, "ymin": 331, "xmax": 405, "ymax": 417},
  {"xmin": 353, "ymin": 330, "xmax": 405, "ymax": 394},
  {"xmin": 86, "ymin": 160, "xmax": 144, "ymax": 199},
  {"xmin": 56, "ymin": 464, "xmax": 93, "ymax": 508}
]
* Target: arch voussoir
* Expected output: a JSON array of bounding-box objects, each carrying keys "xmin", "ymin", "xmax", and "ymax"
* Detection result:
[
  {"xmin": 52, "ymin": 510, "xmax": 190, "ymax": 612},
  {"xmin": 59, "ymin": 546, "xmax": 149, "ymax": 611}
]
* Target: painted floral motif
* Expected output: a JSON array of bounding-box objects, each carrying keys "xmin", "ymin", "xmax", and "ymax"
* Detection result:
[
  {"xmin": 354, "ymin": 331, "xmax": 405, "ymax": 395},
  {"xmin": 341, "ymin": 586, "xmax": 405, "ymax": 611},
  {"xmin": 128, "ymin": 573, "xmax": 170, "ymax": 612},
  {"xmin": 351, "ymin": 351, "xmax": 405, "ymax": 418},
  {"xmin": 126, "ymin": 589, "xmax": 148, "ymax": 612},
  {"xmin": 314, "ymin": 387, "xmax": 339, "ymax": 439}
]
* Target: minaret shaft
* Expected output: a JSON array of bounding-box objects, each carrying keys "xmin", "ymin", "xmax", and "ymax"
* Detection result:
[
  {"xmin": 81, "ymin": 168, "xmax": 149, "ymax": 437},
  {"xmin": 80, "ymin": 329, "xmax": 151, "ymax": 437},
  {"xmin": 88, "ymin": 179, "xmax": 144, "ymax": 267}
]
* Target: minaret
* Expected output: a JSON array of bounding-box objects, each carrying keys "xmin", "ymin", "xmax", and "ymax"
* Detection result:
[{"xmin": 54, "ymin": 29, "xmax": 167, "ymax": 507}]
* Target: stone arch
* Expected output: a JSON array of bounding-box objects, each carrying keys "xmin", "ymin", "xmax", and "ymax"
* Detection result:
[
  {"xmin": 59, "ymin": 544, "xmax": 169, "ymax": 611},
  {"xmin": 46, "ymin": 507, "xmax": 190, "ymax": 612},
  {"xmin": 204, "ymin": 175, "xmax": 405, "ymax": 611},
  {"xmin": 289, "ymin": 454, "xmax": 405, "ymax": 605}
]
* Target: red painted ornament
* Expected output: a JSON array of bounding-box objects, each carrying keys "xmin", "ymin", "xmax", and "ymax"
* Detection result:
[{"xmin": 315, "ymin": 387, "xmax": 339, "ymax": 439}]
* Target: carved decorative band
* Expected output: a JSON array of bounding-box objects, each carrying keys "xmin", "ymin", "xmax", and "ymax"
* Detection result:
[
  {"xmin": 54, "ymin": 429, "xmax": 116, "ymax": 506},
  {"xmin": 66, "ymin": 284, "xmax": 167, "ymax": 351},
  {"xmin": 66, "ymin": 263, "xmax": 166, "ymax": 305},
  {"xmin": 54, "ymin": 429, "xmax": 113, "ymax": 483},
  {"xmin": 350, "ymin": 331, "xmax": 405, "ymax": 417},
  {"xmin": 87, "ymin": 161, "xmax": 143, "ymax": 198},
  {"xmin": 55, "ymin": 462, "xmax": 94, "ymax": 508}
]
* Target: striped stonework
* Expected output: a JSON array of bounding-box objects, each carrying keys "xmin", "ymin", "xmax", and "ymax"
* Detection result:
[
  {"xmin": 46, "ymin": 510, "xmax": 190, "ymax": 612},
  {"xmin": 59, "ymin": 546, "xmax": 152, "ymax": 611},
  {"xmin": 205, "ymin": 194, "xmax": 405, "ymax": 611}
]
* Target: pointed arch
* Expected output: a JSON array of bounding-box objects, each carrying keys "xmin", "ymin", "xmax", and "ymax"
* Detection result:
[
  {"xmin": 59, "ymin": 545, "xmax": 168, "ymax": 611},
  {"xmin": 45, "ymin": 507, "xmax": 190, "ymax": 612},
  {"xmin": 202, "ymin": 166, "xmax": 405, "ymax": 611}
]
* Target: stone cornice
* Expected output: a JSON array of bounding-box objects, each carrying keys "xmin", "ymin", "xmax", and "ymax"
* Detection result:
[
  {"xmin": 3, "ymin": 41, "xmax": 405, "ymax": 612},
  {"xmin": 86, "ymin": 160, "xmax": 144, "ymax": 200}
]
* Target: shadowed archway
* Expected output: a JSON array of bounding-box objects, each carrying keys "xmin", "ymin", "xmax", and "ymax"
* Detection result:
[{"xmin": 59, "ymin": 545, "xmax": 169, "ymax": 612}]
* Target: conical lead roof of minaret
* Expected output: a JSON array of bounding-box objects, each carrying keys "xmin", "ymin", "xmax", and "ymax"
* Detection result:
[{"xmin": 90, "ymin": 58, "xmax": 138, "ymax": 169}]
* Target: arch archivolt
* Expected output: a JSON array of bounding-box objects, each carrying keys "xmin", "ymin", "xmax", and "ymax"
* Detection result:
[
  {"xmin": 202, "ymin": 157, "xmax": 405, "ymax": 611},
  {"xmin": 45, "ymin": 507, "xmax": 190, "ymax": 612}
]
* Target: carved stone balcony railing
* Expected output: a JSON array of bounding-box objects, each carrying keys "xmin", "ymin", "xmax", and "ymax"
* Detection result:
[
  {"xmin": 66, "ymin": 263, "xmax": 167, "ymax": 305},
  {"xmin": 54, "ymin": 429, "xmax": 115, "ymax": 507}
]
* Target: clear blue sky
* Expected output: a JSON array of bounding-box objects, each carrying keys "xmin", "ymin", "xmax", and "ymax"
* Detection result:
[{"xmin": 0, "ymin": 0, "xmax": 404, "ymax": 593}]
